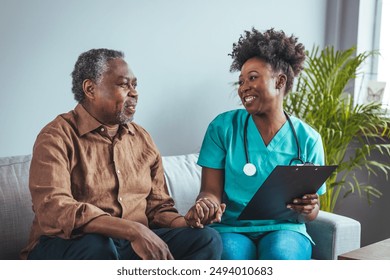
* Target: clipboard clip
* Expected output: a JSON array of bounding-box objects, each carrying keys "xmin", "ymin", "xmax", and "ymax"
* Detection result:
[{"xmin": 296, "ymin": 162, "xmax": 318, "ymax": 166}]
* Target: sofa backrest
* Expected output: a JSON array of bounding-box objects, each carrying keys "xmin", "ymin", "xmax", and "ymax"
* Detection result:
[
  {"xmin": 162, "ymin": 153, "xmax": 201, "ymax": 215},
  {"xmin": 0, "ymin": 155, "xmax": 34, "ymax": 260}
]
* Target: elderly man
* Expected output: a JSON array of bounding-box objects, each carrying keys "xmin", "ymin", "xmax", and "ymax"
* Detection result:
[{"xmin": 21, "ymin": 48, "xmax": 222, "ymax": 260}]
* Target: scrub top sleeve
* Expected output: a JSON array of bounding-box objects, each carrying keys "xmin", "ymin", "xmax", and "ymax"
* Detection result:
[
  {"xmin": 308, "ymin": 135, "xmax": 327, "ymax": 195},
  {"xmin": 197, "ymin": 120, "xmax": 226, "ymax": 169}
]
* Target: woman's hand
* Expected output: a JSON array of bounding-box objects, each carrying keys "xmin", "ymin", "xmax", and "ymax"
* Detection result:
[
  {"xmin": 184, "ymin": 198, "xmax": 226, "ymax": 228},
  {"xmin": 286, "ymin": 193, "xmax": 319, "ymax": 222}
]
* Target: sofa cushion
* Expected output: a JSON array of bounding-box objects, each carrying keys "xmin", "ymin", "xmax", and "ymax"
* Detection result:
[
  {"xmin": 0, "ymin": 155, "xmax": 34, "ymax": 260},
  {"xmin": 162, "ymin": 153, "xmax": 201, "ymax": 215},
  {"xmin": 0, "ymin": 153, "xmax": 362, "ymax": 260}
]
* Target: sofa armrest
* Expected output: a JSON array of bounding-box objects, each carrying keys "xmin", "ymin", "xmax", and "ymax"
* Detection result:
[{"xmin": 307, "ymin": 210, "xmax": 361, "ymax": 260}]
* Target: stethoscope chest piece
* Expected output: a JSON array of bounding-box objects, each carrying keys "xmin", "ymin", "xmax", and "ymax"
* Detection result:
[{"xmin": 243, "ymin": 163, "xmax": 256, "ymax": 176}]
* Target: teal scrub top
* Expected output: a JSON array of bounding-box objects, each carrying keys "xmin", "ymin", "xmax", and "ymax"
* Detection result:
[{"xmin": 197, "ymin": 109, "xmax": 326, "ymax": 242}]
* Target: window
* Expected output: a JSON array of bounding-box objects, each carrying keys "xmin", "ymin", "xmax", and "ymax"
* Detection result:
[
  {"xmin": 355, "ymin": 0, "xmax": 389, "ymax": 108},
  {"xmin": 377, "ymin": 0, "xmax": 389, "ymax": 107}
]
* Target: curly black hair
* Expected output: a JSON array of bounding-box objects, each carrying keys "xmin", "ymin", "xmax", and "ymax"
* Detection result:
[
  {"xmin": 229, "ymin": 28, "xmax": 306, "ymax": 93},
  {"xmin": 71, "ymin": 48, "xmax": 124, "ymax": 102}
]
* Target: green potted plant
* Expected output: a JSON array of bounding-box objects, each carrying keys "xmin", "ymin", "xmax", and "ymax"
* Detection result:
[{"xmin": 284, "ymin": 45, "xmax": 390, "ymax": 212}]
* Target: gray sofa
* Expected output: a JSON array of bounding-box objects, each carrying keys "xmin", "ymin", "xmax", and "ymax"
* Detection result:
[{"xmin": 0, "ymin": 153, "xmax": 361, "ymax": 260}]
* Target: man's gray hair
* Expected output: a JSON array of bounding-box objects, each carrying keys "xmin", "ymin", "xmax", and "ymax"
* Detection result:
[{"xmin": 71, "ymin": 48, "xmax": 124, "ymax": 102}]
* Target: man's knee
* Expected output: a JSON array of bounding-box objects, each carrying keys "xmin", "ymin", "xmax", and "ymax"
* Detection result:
[
  {"xmin": 190, "ymin": 227, "xmax": 223, "ymax": 259},
  {"xmin": 28, "ymin": 233, "xmax": 119, "ymax": 260},
  {"xmin": 78, "ymin": 234, "xmax": 119, "ymax": 260},
  {"xmin": 198, "ymin": 227, "xmax": 222, "ymax": 246}
]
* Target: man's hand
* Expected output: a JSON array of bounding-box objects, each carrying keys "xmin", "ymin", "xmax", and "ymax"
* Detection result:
[
  {"xmin": 130, "ymin": 222, "xmax": 174, "ymax": 260},
  {"xmin": 82, "ymin": 216, "xmax": 174, "ymax": 260}
]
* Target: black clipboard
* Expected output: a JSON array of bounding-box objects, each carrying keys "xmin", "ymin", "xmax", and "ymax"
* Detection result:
[{"xmin": 238, "ymin": 165, "xmax": 337, "ymax": 221}]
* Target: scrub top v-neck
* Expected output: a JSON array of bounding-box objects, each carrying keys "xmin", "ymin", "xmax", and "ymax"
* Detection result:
[{"xmin": 197, "ymin": 109, "xmax": 326, "ymax": 241}]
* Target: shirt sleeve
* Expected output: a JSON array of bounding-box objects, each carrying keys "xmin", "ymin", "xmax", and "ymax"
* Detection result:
[
  {"xmin": 29, "ymin": 129, "xmax": 109, "ymax": 239},
  {"xmin": 197, "ymin": 116, "xmax": 227, "ymax": 169}
]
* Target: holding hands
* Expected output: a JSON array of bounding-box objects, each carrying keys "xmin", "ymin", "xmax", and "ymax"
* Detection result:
[{"xmin": 185, "ymin": 197, "xmax": 226, "ymax": 228}]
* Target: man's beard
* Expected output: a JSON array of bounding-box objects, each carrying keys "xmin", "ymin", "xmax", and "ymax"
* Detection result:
[{"xmin": 117, "ymin": 110, "xmax": 134, "ymax": 124}]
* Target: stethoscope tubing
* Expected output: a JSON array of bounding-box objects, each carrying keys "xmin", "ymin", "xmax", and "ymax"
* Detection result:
[{"xmin": 243, "ymin": 111, "xmax": 309, "ymax": 176}]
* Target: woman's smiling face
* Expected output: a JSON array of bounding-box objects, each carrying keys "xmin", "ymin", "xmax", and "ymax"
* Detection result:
[{"xmin": 238, "ymin": 57, "xmax": 284, "ymax": 116}]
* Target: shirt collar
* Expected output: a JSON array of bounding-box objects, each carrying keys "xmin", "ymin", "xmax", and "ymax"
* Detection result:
[{"xmin": 74, "ymin": 103, "xmax": 135, "ymax": 136}]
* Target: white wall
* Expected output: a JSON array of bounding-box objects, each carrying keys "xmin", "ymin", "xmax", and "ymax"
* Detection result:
[{"xmin": 0, "ymin": 0, "xmax": 327, "ymax": 157}]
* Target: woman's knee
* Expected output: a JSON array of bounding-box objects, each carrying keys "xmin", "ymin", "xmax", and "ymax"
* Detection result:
[
  {"xmin": 258, "ymin": 230, "xmax": 312, "ymax": 260},
  {"xmin": 220, "ymin": 233, "xmax": 256, "ymax": 260}
]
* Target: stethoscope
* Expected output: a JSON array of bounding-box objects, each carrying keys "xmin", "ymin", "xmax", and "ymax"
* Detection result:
[{"xmin": 243, "ymin": 111, "xmax": 313, "ymax": 176}]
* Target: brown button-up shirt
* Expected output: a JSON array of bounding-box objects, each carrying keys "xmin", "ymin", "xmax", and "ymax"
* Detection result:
[{"xmin": 20, "ymin": 104, "xmax": 181, "ymax": 259}]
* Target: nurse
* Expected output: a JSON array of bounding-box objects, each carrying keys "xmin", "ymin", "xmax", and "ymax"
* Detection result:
[{"xmin": 185, "ymin": 28, "xmax": 326, "ymax": 260}]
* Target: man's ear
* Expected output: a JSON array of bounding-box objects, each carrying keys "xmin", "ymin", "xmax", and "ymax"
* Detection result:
[
  {"xmin": 82, "ymin": 79, "xmax": 95, "ymax": 100},
  {"xmin": 275, "ymin": 74, "xmax": 287, "ymax": 89}
]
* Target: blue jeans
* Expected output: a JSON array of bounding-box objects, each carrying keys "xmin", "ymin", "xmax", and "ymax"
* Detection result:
[
  {"xmin": 220, "ymin": 230, "xmax": 312, "ymax": 260},
  {"xmin": 28, "ymin": 227, "xmax": 222, "ymax": 260}
]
